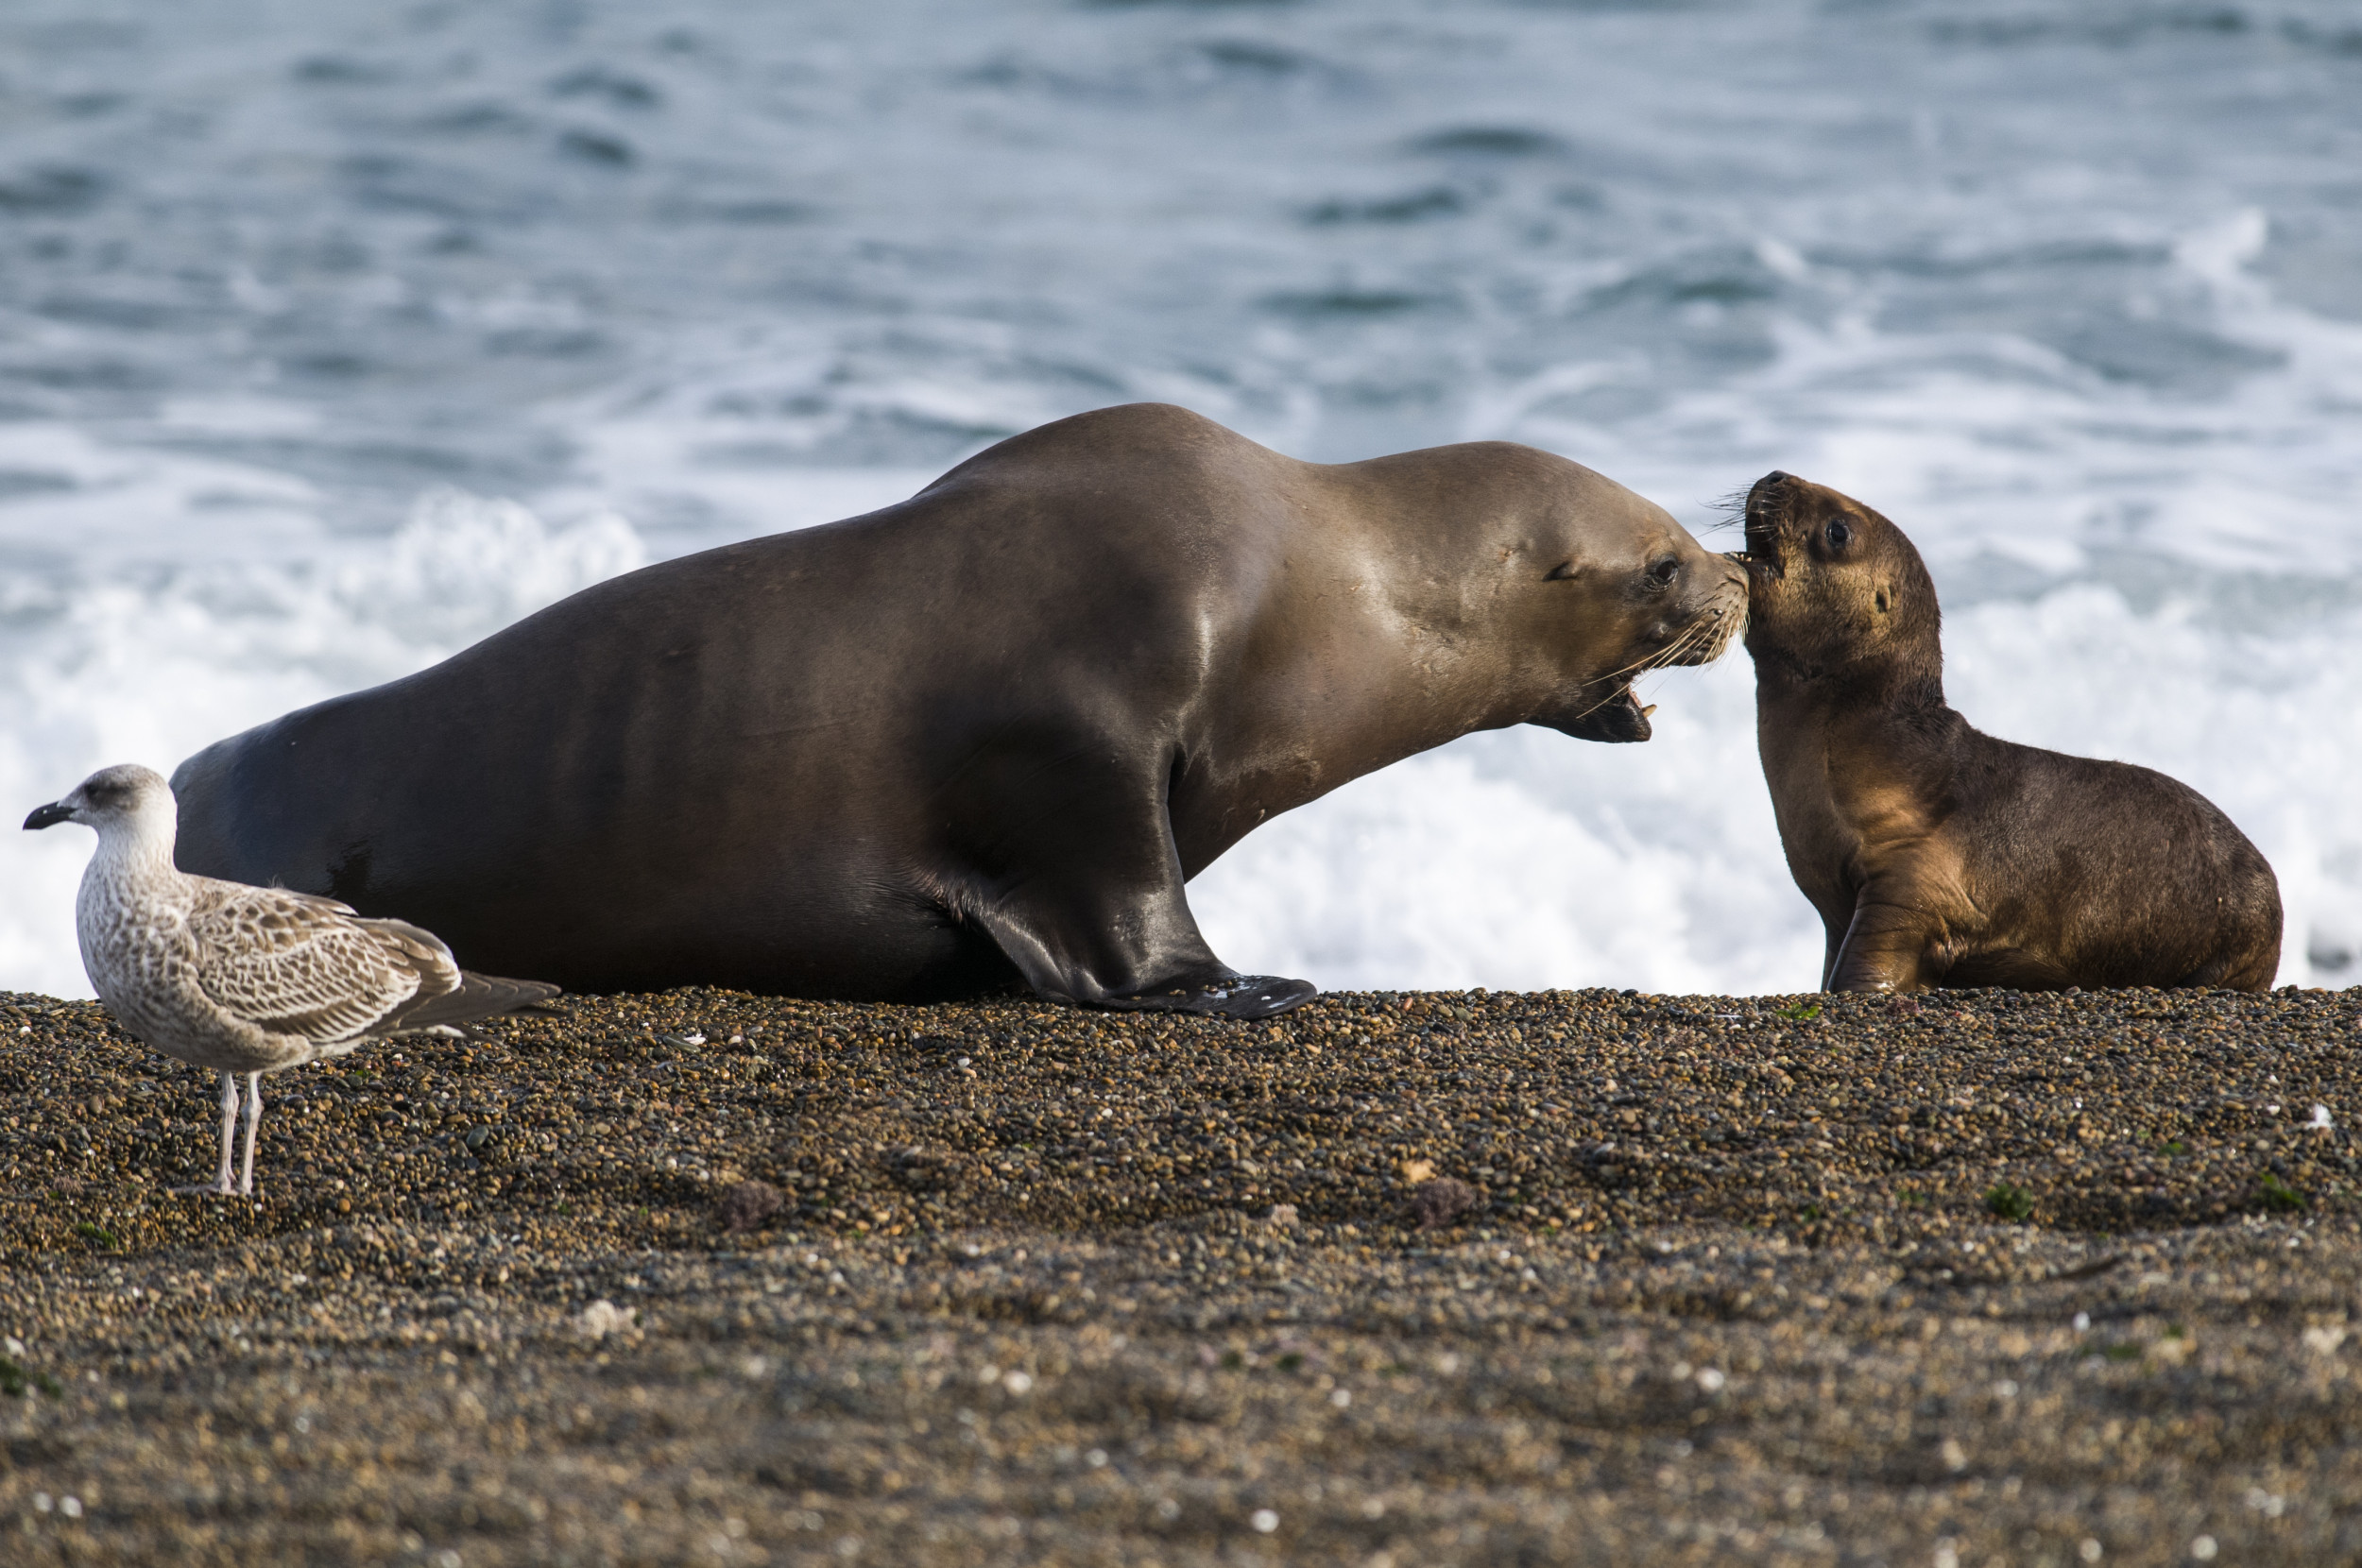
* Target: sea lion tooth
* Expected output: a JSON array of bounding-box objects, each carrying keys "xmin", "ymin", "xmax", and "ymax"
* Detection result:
[
  {"xmin": 167, "ymin": 403, "xmax": 1744, "ymax": 1015},
  {"xmin": 1739, "ymin": 469, "xmax": 2280, "ymax": 996}
]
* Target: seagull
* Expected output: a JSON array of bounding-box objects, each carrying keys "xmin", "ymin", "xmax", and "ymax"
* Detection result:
[{"xmin": 24, "ymin": 763, "xmax": 558, "ymax": 1197}]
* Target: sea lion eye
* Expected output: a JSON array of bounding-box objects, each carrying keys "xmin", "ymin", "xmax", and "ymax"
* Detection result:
[
  {"xmin": 1648, "ymin": 556, "xmax": 1680, "ymax": 586},
  {"xmin": 1824, "ymin": 520, "xmax": 1853, "ymax": 550}
]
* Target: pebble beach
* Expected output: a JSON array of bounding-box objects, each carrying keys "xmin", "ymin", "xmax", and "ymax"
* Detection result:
[{"xmin": 2, "ymin": 983, "xmax": 2358, "ymax": 1566}]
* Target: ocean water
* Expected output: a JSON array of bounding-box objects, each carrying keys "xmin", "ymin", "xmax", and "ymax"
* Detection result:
[{"xmin": 4, "ymin": 0, "xmax": 2360, "ymax": 997}]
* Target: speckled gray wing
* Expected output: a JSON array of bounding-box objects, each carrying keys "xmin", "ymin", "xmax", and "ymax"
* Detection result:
[
  {"xmin": 359, "ymin": 918, "xmax": 558, "ymax": 1031},
  {"xmin": 183, "ymin": 883, "xmax": 433, "ymax": 1045}
]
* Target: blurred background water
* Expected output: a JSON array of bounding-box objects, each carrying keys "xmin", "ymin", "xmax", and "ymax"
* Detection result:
[{"xmin": 3, "ymin": 0, "xmax": 2359, "ymax": 997}]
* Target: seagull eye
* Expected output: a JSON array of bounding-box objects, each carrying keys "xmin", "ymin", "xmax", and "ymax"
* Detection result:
[{"xmin": 1824, "ymin": 520, "xmax": 1853, "ymax": 550}]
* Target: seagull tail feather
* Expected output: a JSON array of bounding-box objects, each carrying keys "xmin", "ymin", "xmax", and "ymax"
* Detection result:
[{"xmin": 381, "ymin": 971, "xmax": 561, "ymax": 1033}]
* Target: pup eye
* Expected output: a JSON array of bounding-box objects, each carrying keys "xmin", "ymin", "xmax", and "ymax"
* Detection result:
[
  {"xmin": 1648, "ymin": 556, "xmax": 1680, "ymax": 586},
  {"xmin": 1824, "ymin": 520, "xmax": 1853, "ymax": 549}
]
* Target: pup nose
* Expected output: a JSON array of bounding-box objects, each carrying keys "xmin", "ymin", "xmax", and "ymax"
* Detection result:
[{"xmin": 1745, "ymin": 470, "xmax": 1791, "ymax": 511}]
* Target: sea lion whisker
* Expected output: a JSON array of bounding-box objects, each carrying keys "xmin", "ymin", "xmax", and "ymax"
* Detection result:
[
  {"xmin": 1566, "ymin": 685, "xmax": 1631, "ymax": 722},
  {"xmin": 1642, "ymin": 617, "xmax": 1719, "ymax": 672},
  {"xmin": 1596, "ymin": 623, "xmax": 1708, "ymax": 685},
  {"xmin": 1690, "ymin": 592, "xmax": 1748, "ymax": 664},
  {"xmin": 1565, "ymin": 622, "xmax": 1711, "ymax": 723},
  {"xmin": 1699, "ymin": 497, "xmax": 1750, "ymax": 537},
  {"xmin": 1576, "ymin": 622, "xmax": 1711, "ymax": 706}
]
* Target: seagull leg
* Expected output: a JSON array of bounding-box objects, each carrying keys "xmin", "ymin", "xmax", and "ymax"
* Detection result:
[
  {"xmin": 216, "ymin": 1071, "xmax": 239, "ymax": 1195},
  {"xmin": 176, "ymin": 1071, "xmax": 239, "ymax": 1195},
  {"xmin": 237, "ymin": 1072, "xmax": 263, "ymax": 1197},
  {"xmin": 170, "ymin": 1072, "xmax": 242, "ymax": 1196}
]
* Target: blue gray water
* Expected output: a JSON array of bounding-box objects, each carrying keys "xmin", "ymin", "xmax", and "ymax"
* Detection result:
[{"xmin": 6, "ymin": 0, "xmax": 2361, "ymax": 995}]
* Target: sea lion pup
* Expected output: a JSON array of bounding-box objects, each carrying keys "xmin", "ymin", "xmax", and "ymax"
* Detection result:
[
  {"xmin": 1737, "ymin": 470, "xmax": 2281, "ymax": 994},
  {"xmin": 169, "ymin": 403, "xmax": 1747, "ymax": 1018}
]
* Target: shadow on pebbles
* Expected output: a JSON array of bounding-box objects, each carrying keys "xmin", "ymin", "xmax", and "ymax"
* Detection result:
[{"xmin": 2, "ymin": 984, "xmax": 2360, "ymax": 1565}]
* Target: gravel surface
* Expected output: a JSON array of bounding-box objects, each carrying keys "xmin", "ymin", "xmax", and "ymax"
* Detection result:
[{"xmin": 2, "ymin": 983, "xmax": 2358, "ymax": 1566}]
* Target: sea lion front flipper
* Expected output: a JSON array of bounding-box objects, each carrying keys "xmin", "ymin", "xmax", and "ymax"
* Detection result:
[
  {"xmin": 1094, "ymin": 974, "xmax": 1318, "ymax": 1019},
  {"xmin": 1825, "ymin": 897, "xmax": 1937, "ymax": 994},
  {"xmin": 950, "ymin": 735, "xmax": 1314, "ymax": 1016},
  {"xmin": 967, "ymin": 890, "xmax": 1315, "ymax": 1018},
  {"xmin": 963, "ymin": 861, "xmax": 1317, "ymax": 1018}
]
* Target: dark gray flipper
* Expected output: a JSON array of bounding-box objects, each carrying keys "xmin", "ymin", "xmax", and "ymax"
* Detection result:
[{"xmin": 1094, "ymin": 974, "xmax": 1317, "ymax": 1019}]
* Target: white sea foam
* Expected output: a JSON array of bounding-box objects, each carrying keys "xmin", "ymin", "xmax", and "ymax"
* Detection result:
[{"xmin": 0, "ymin": 488, "xmax": 645, "ymax": 997}]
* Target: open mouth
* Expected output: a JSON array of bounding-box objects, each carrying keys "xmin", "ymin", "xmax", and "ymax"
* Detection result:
[
  {"xmin": 1566, "ymin": 676, "xmax": 1658, "ymax": 743},
  {"xmin": 1602, "ymin": 680, "xmax": 1656, "ymax": 724},
  {"xmin": 1739, "ymin": 481, "xmax": 1788, "ymax": 578},
  {"xmin": 1734, "ymin": 511, "xmax": 1784, "ymax": 579}
]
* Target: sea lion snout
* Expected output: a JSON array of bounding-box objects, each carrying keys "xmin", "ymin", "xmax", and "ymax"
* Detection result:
[
  {"xmin": 1741, "ymin": 472, "xmax": 1882, "ymax": 573},
  {"xmin": 1739, "ymin": 470, "xmax": 1798, "ymax": 575},
  {"xmin": 1534, "ymin": 527, "xmax": 1743, "ymax": 743},
  {"xmin": 1651, "ymin": 549, "xmax": 1750, "ymax": 667},
  {"xmin": 1740, "ymin": 470, "xmax": 1870, "ymax": 561}
]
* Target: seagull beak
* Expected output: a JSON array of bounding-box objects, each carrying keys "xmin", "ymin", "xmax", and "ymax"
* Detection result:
[{"xmin": 23, "ymin": 801, "xmax": 74, "ymax": 830}]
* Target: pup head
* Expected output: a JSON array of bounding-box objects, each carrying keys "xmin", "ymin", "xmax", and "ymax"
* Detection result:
[{"xmin": 1736, "ymin": 471, "xmax": 1941, "ymax": 690}]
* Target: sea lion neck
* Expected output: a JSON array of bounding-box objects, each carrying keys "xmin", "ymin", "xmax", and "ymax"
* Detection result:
[{"xmin": 1750, "ymin": 636, "xmax": 1947, "ymax": 717}]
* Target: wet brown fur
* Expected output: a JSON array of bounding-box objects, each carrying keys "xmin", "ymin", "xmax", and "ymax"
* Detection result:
[{"xmin": 1738, "ymin": 471, "xmax": 2281, "ymax": 994}]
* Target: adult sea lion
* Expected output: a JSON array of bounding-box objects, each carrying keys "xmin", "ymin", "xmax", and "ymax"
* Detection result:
[
  {"xmin": 171, "ymin": 403, "xmax": 1747, "ymax": 1016},
  {"xmin": 1737, "ymin": 470, "xmax": 2280, "ymax": 994}
]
